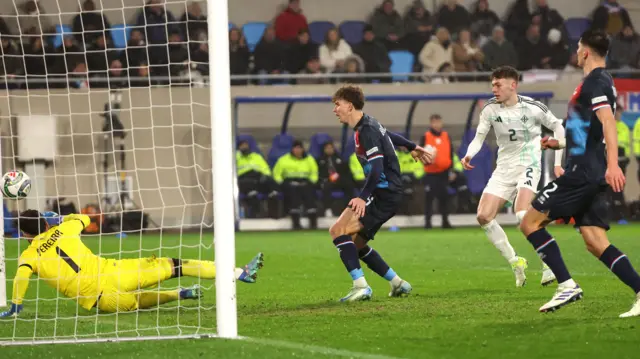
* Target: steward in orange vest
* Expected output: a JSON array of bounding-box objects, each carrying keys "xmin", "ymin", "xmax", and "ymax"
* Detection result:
[{"xmin": 420, "ymin": 114, "xmax": 454, "ymax": 229}]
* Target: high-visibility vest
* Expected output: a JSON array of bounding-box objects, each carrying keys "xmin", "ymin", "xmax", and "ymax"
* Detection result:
[{"xmin": 423, "ymin": 130, "xmax": 452, "ymax": 174}]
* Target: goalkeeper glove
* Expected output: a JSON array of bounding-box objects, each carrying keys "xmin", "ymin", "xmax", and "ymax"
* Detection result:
[
  {"xmin": 42, "ymin": 211, "xmax": 62, "ymax": 226},
  {"xmin": 0, "ymin": 303, "xmax": 23, "ymax": 318}
]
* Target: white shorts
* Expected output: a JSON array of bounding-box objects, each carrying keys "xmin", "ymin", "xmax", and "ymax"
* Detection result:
[{"xmin": 483, "ymin": 165, "xmax": 541, "ymax": 203}]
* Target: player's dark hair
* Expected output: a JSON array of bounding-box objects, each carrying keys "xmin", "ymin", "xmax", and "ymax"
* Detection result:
[
  {"xmin": 18, "ymin": 209, "xmax": 48, "ymax": 236},
  {"xmin": 332, "ymin": 84, "xmax": 365, "ymax": 110},
  {"xmin": 579, "ymin": 29, "xmax": 610, "ymax": 57},
  {"xmin": 490, "ymin": 66, "xmax": 519, "ymax": 82},
  {"xmin": 430, "ymin": 114, "xmax": 442, "ymax": 121}
]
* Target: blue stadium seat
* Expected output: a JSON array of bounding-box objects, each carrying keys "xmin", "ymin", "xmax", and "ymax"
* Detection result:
[
  {"xmin": 342, "ymin": 132, "xmax": 355, "ymax": 161},
  {"xmin": 267, "ymin": 133, "xmax": 294, "ymax": 168},
  {"xmin": 308, "ymin": 21, "xmax": 336, "ymax": 44},
  {"xmin": 339, "ymin": 21, "xmax": 366, "ymax": 45},
  {"xmin": 110, "ymin": 24, "xmax": 131, "ymax": 49},
  {"xmin": 229, "ymin": 22, "xmax": 235, "ymax": 31},
  {"xmin": 458, "ymin": 129, "xmax": 493, "ymax": 195},
  {"xmin": 236, "ymin": 134, "xmax": 262, "ymax": 154},
  {"xmin": 309, "ymin": 133, "xmax": 334, "ymax": 159},
  {"xmin": 242, "ymin": 22, "xmax": 268, "ymax": 52},
  {"xmin": 388, "ymin": 50, "xmax": 414, "ymax": 82},
  {"xmin": 565, "ymin": 17, "xmax": 591, "ymax": 42},
  {"xmin": 53, "ymin": 24, "xmax": 72, "ymax": 48}
]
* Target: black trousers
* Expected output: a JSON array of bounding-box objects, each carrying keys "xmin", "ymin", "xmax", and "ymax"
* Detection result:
[
  {"xmin": 449, "ymin": 171, "xmax": 474, "ymax": 214},
  {"xmin": 282, "ymin": 178, "xmax": 318, "ymax": 229},
  {"xmin": 424, "ymin": 171, "xmax": 451, "ymax": 225},
  {"xmin": 238, "ymin": 171, "xmax": 280, "ymax": 218}
]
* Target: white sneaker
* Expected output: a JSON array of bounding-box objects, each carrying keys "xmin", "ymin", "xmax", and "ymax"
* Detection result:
[
  {"xmin": 619, "ymin": 293, "xmax": 640, "ymax": 318},
  {"xmin": 539, "ymin": 284, "xmax": 583, "ymax": 313},
  {"xmin": 340, "ymin": 286, "xmax": 373, "ymax": 302},
  {"xmin": 511, "ymin": 256, "xmax": 528, "ymax": 287},
  {"xmin": 389, "ymin": 280, "xmax": 412, "ymax": 297},
  {"xmin": 540, "ymin": 263, "xmax": 557, "ymax": 287}
]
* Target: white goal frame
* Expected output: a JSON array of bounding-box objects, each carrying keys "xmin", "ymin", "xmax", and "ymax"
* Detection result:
[{"xmin": 0, "ymin": 0, "xmax": 237, "ymax": 345}]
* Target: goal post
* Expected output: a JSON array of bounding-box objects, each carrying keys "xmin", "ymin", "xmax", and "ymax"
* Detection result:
[{"xmin": 0, "ymin": 0, "xmax": 238, "ymax": 345}]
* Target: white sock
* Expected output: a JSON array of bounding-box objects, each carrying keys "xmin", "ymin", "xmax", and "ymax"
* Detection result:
[
  {"xmin": 481, "ymin": 220, "xmax": 517, "ymax": 263},
  {"xmin": 558, "ymin": 278, "xmax": 577, "ymax": 288},
  {"xmin": 354, "ymin": 276, "xmax": 368, "ymax": 288},
  {"xmin": 390, "ymin": 275, "xmax": 403, "ymax": 288},
  {"xmin": 234, "ymin": 268, "xmax": 243, "ymax": 279},
  {"xmin": 516, "ymin": 210, "xmax": 527, "ymax": 225}
]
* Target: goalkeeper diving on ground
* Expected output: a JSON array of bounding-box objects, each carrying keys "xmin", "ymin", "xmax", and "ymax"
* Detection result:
[{"xmin": 0, "ymin": 210, "xmax": 264, "ymax": 318}]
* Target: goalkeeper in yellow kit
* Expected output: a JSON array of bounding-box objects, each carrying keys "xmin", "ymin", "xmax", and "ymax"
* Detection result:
[{"xmin": 0, "ymin": 210, "xmax": 264, "ymax": 317}]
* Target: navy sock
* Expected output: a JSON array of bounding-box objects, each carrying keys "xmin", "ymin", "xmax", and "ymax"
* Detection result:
[
  {"xmin": 599, "ymin": 245, "xmax": 640, "ymax": 294},
  {"xmin": 358, "ymin": 246, "xmax": 395, "ymax": 280},
  {"xmin": 526, "ymin": 228, "xmax": 572, "ymax": 283},
  {"xmin": 333, "ymin": 235, "xmax": 363, "ymax": 280}
]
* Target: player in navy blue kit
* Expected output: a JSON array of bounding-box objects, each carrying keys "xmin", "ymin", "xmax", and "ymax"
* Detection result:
[
  {"xmin": 519, "ymin": 29, "xmax": 640, "ymax": 316},
  {"xmin": 329, "ymin": 85, "xmax": 434, "ymax": 302}
]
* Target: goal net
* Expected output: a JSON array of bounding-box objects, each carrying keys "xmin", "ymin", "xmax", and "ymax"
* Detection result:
[{"xmin": 0, "ymin": 0, "xmax": 237, "ymax": 345}]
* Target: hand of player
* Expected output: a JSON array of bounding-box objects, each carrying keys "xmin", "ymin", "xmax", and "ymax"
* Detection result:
[
  {"xmin": 348, "ymin": 197, "xmax": 367, "ymax": 218},
  {"xmin": 0, "ymin": 303, "xmax": 23, "ymax": 319},
  {"xmin": 606, "ymin": 164, "xmax": 626, "ymax": 193},
  {"xmin": 540, "ymin": 136, "xmax": 561, "ymax": 150},
  {"xmin": 553, "ymin": 166, "xmax": 565, "ymax": 178},
  {"xmin": 461, "ymin": 156, "xmax": 474, "ymax": 170},
  {"xmin": 42, "ymin": 211, "xmax": 61, "ymax": 226},
  {"xmin": 411, "ymin": 145, "xmax": 434, "ymax": 165}
]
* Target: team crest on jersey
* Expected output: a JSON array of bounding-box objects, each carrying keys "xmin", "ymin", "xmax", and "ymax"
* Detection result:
[{"xmin": 521, "ymin": 115, "xmax": 528, "ymax": 123}]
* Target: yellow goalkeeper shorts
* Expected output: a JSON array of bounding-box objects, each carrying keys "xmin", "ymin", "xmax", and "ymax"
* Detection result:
[{"xmin": 96, "ymin": 256, "xmax": 174, "ymax": 313}]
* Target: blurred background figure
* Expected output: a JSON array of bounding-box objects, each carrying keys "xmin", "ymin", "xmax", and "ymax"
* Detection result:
[
  {"xmin": 237, "ymin": 140, "xmax": 280, "ymax": 219},
  {"xmin": 396, "ymin": 145, "xmax": 424, "ymax": 215},
  {"xmin": 317, "ymin": 141, "xmax": 353, "ymax": 216}
]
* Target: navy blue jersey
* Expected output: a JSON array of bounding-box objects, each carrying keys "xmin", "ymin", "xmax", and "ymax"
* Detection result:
[
  {"xmin": 354, "ymin": 114, "xmax": 403, "ymax": 193},
  {"xmin": 565, "ymin": 67, "xmax": 616, "ymax": 177}
]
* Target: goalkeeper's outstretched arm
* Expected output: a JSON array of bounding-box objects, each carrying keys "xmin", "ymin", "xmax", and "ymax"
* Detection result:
[{"xmin": 0, "ymin": 261, "xmax": 34, "ymax": 318}]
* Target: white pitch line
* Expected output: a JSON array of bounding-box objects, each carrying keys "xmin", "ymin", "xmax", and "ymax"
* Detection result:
[{"xmin": 242, "ymin": 336, "xmax": 407, "ymax": 359}]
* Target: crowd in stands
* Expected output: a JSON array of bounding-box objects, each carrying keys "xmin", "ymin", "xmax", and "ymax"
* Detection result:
[{"xmin": 0, "ymin": 0, "xmax": 638, "ymax": 89}]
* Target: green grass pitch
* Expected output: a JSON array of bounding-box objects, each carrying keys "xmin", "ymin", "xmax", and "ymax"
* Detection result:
[{"xmin": 2, "ymin": 225, "xmax": 640, "ymax": 358}]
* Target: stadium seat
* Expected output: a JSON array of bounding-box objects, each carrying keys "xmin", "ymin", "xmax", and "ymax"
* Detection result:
[
  {"xmin": 236, "ymin": 134, "xmax": 262, "ymax": 155},
  {"xmin": 242, "ymin": 22, "xmax": 268, "ymax": 52},
  {"xmin": 388, "ymin": 50, "xmax": 414, "ymax": 82},
  {"xmin": 308, "ymin": 21, "xmax": 336, "ymax": 44},
  {"xmin": 458, "ymin": 129, "xmax": 493, "ymax": 195},
  {"xmin": 309, "ymin": 132, "xmax": 334, "ymax": 159},
  {"xmin": 267, "ymin": 133, "xmax": 294, "ymax": 168},
  {"xmin": 339, "ymin": 21, "xmax": 366, "ymax": 45},
  {"xmin": 53, "ymin": 24, "xmax": 72, "ymax": 48},
  {"xmin": 229, "ymin": 22, "xmax": 235, "ymax": 31},
  {"xmin": 565, "ymin": 17, "xmax": 591, "ymax": 42},
  {"xmin": 110, "ymin": 24, "xmax": 131, "ymax": 49}
]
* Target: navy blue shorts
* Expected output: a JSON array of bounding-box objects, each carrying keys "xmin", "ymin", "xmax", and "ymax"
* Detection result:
[
  {"xmin": 532, "ymin": 167, "xmax": 609, "ymax": 230},
  {"xmin": 358, "ymin": 189, "xmax": 402, "ymax": 240}
]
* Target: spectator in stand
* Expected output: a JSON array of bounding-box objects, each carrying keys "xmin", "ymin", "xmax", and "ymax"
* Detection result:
[
  {"xmin": 168, "ymin": 31, "xmax": 189, "ymax": 81},
  {"xmin": 319, "ymin": 27, "xmax": 353, "ymax": 73},
  {"xmin": 136, "ymin": 0, "xmax": 178, "ymax": 73},
  {"xmin": 436, "ymin": 0, "xmax": 471, "ymax": 36},
  {"xmin": 317, "ymin": 141, "xmax": 353, "ymax": 216},
  {"xmin": 369, "ymin": 0, "xmax": 405, "ymax": 51},
  {"xmin": 504, "ymin": 0, "xmax": 531, "ymax": 42},
  {"xmin": 68, "ymin": 62, "xmax": 89, "ymax": 89},
  {"xmin": 129, "ymin": 62, "xmax": 153, "ymax": 87},
  {"xmin": 23, "ymin": 37, "xmax": 47, "ymax": 85},
  {"xmin": 297, "ymin": 57, "xmax": 327, "ymax": 85},
  {"xmin": 608, "ymin": 25, "xmax": 640, "ymax": 70},
  {"xmin": 592, "ymin": 0, "xmax": 633, "ymax": 36},
  {"xmin": 544, "ymin": 28, "xmax": 570, "ymax": 70},
  {"xmin": 86, "ymin": 34, "xmax": 119, "ymax": 75},
  {"xmin": 0, "ymin": 36, "xmax": 23, "ymax": 82},
  {"xmin": 190, "ymin": 34, "xmax": 210, "ymax": 79},
  {"xmin": 228, "ymin": 28, "xmax": 250, "ymax": 85},
  {"xmin": 419, "ymin": 27, "xmax": 452, "ymax": 77},
  {"xmin": 403, "ymin": 0, "xmax": 434, "ymax": 55},
  {"xmin": 123, "ymin": 29, "xmax": 149, "ymax": 69},
  {"xmin": 515, "ymin": 23, "xmax": 550, "ymax": 71},
  {"xmin": 54, "ymin": 35, "xmax": 85, "ymax": 75},
  {"xmin": 451, "ymin": 28, "xmax": 484, "ymax": 78},
  {"xmin": 253, "ymin": 25, "xmax": 285, "ymax": 81},
  {"xmin": 470, "ymin": 0, "xmax": 500, "ymax": 47},
  {"xmin": 286, "ymin": 29, "xmax": 317, "ymax": 74},
  {"xmin": 180, "ymin": 1, "xmax": 208, "ymax": 41},
  {"xmin": 275, "ymin": 0, "xmax": 308, "ymax": 43},
  {"xmin": 354, "ymin": 25, "xmax": 391, "ymax": 82},
  {"xmin": 559, "ymin": 52, "xmax": 583, "ymax": 83},
  {"xmin": 430, "ymin": 62, "xmax": 455, "ymax": 84},
  {"xmin": 531, "ymin": 0, "xmax": 565, "ymax": 41},
  {"xmin": 337, "ymin": 55, "xmax": 365, "ymax": 83},
  {"xmin": 72, "ymin": 0, "xmax": 111, "ymax": 46},
  {"xmin": 482, "ymin": 25, "xmax": 518, "ymax": 70},
  {"xmin": 0, "ymin": 17, "xmax": 11, "ymax": 39},
  {"xmin": 16, "ymin": 1, "xmax": 53, "ymax": 41}
]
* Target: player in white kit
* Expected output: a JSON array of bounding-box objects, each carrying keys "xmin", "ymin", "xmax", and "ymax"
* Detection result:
[{"xmin": 461, "ymin": 66, "xmax": 566, "ymax": 287}]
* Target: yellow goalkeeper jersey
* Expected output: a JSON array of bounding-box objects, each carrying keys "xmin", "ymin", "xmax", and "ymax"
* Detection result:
[{"xmin": 17, "ymin": 214, "xmax": 107, "ymax": 310}]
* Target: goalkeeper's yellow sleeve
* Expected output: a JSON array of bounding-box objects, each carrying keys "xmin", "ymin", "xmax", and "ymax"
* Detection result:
[
  {"xmin": 60, "ymin": 214, "xmax": 90, "ymax": 235},
  {"xmin": 11, "ymin": 265, "xmax": 33, "ymax": 305}
]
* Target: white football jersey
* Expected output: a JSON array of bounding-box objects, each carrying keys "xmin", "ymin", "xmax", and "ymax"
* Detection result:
[{"xmin": 477, "ymin": 95, "xmax": 562, "ymax": 169}]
